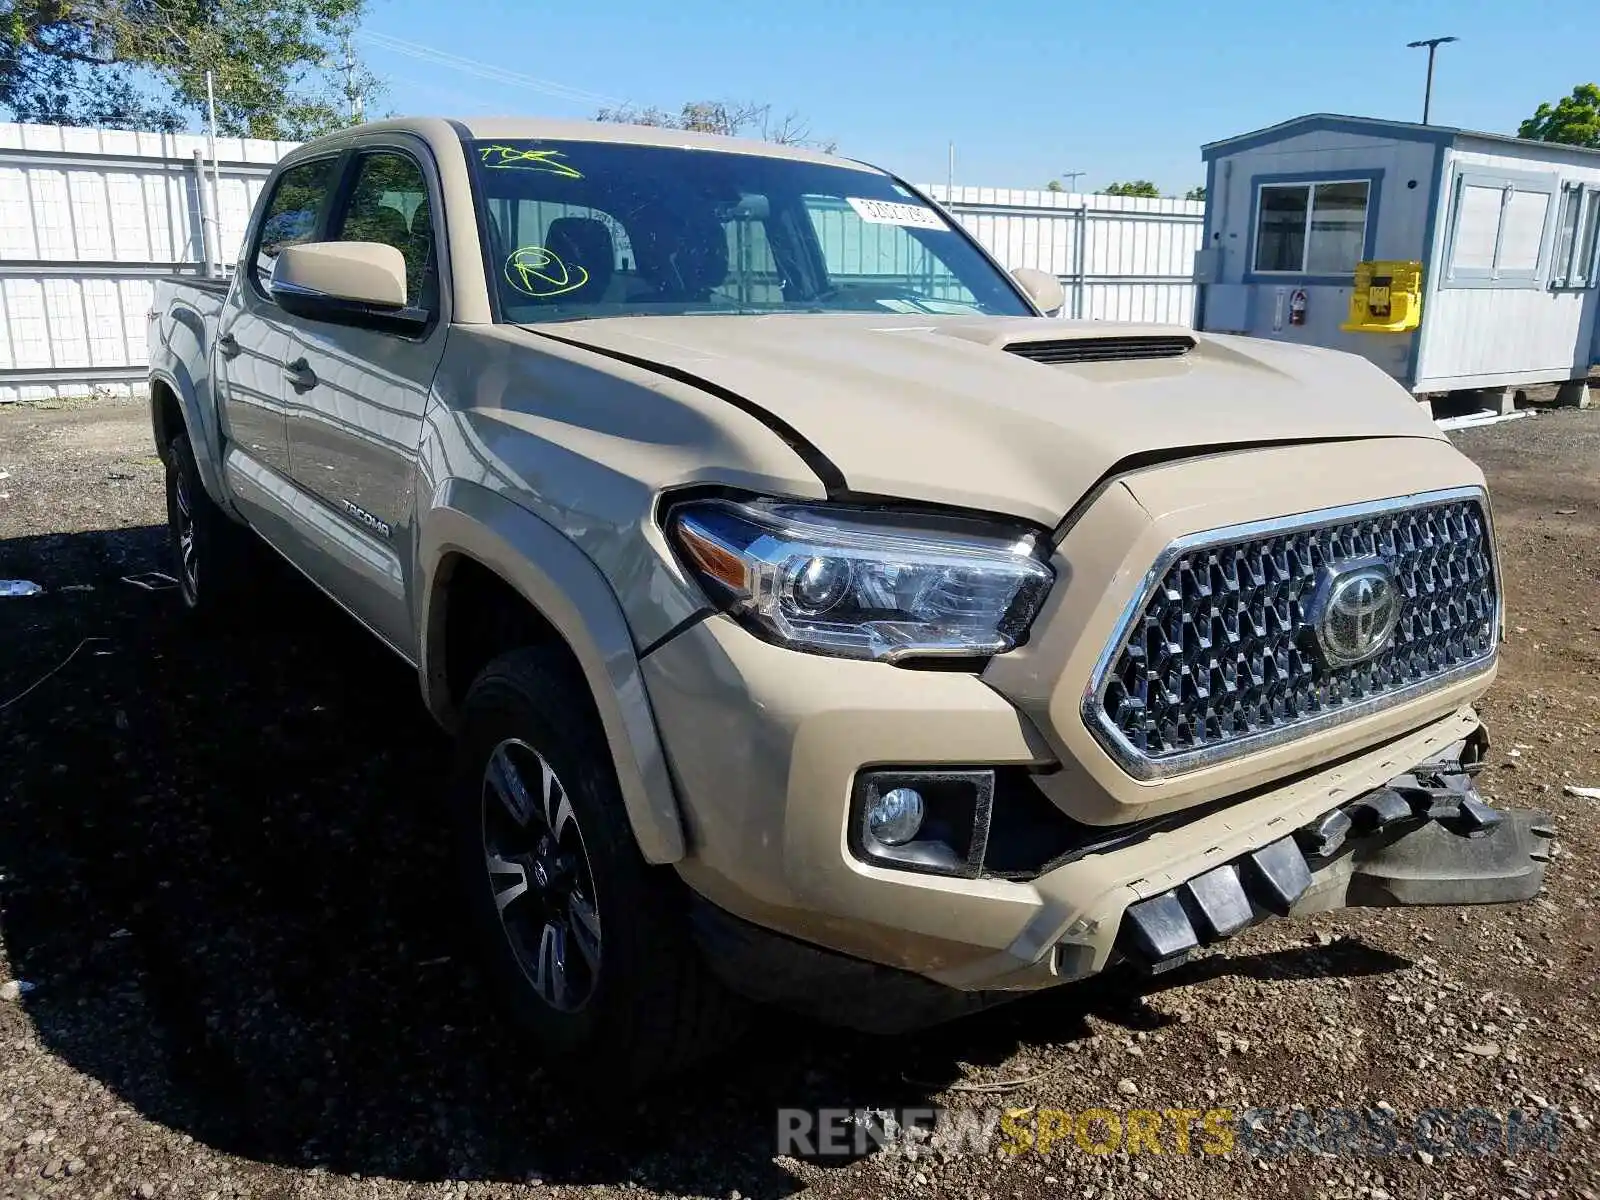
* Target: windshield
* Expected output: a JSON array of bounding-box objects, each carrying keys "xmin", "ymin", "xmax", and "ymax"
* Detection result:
[{"xmin": 465, "ymin": 138, "xmax": 1031, "ymax": 322}]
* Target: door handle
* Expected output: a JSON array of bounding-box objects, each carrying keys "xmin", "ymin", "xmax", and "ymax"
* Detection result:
[
  {"xmin": 217, "ymin": 332, "xmax": 241, "ymax": 359},
  {"xmin": 283, "ymin": 357, "xmax": 318, "ymax": 392}
]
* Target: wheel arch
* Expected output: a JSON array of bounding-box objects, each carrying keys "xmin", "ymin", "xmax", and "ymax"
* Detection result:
[
  {"xmin": 148, "ymin": 364, "xmax": 229, "ymax": 508},
  {"xmin": 419, "ymin": 479, "xmax": 686, "ymax": 865}
]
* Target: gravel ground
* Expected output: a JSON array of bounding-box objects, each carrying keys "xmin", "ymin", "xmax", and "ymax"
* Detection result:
[{"xmin": 0, "ymin": 393, "xmax": 1596, "ymax": 1200}]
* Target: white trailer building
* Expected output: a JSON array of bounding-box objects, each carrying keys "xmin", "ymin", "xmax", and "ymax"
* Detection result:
[{"xmin": 1195, "ymin": 113, "xmax": 1600, "ymax": 405}]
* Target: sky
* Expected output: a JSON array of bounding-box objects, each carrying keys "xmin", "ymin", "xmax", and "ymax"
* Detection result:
[{"xmin": 360, "ymin": 0, "xmax": 1598, "ymax": 195}]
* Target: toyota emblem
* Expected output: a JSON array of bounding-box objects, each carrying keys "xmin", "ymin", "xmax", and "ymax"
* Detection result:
[{"xmin": 1308, "ymin": 559, "xmax": 1401, "ymax": 667}]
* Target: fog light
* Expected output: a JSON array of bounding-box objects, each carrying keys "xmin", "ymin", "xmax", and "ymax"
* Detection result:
[
  {"xmin": 850, "ymin": 768, "xmax": 993, "ymax": 878},
  {"xmin": 867, "ymin": 787, "xmax": 925, "ymax": 846}
]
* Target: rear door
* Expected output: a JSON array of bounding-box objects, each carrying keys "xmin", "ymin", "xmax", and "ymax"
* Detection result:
[
  {"xmin": 217, "ymin": 156, "xmax": 339, "ymax": 484},
  {"xmin": 278, "ymin": 140, "xmax": 450, "ymax": 656}
]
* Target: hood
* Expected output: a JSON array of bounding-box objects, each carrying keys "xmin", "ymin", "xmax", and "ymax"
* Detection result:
[{"xmin": 523, "ymin": 314, "xmax": 1445, "ymax": 528}]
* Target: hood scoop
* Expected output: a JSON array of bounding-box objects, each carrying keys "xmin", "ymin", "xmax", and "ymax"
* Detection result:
[{"xmin": 1004, "ymin": 334, "xmax": 1196, "ymax": 365}]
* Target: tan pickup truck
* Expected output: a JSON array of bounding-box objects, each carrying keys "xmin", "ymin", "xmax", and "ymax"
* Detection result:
[{"xmin": 147, "ymin": 117, "xmax": 1551, "ymax": 1086}]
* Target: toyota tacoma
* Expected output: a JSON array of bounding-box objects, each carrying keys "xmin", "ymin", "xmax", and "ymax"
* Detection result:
[{"xmin": 147, "ymin": 117, "xmax": 1551, "ymax": 1085}]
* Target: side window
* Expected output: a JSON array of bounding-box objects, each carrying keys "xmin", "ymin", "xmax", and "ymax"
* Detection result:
[
  {"xmin": 334, "ymin": 152, "xmax": 436, "ymax": 311},
  {"xmin": 251, "ymin": 158, "xmax": 337, "ymax": 289}
]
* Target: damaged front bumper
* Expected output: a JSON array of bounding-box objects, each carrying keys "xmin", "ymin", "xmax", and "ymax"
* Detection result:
[
  {"xmin": 1119, "ymin": 736, "xmax": 1554, "ymax": 972},
  {"xmin": 689, "ymin": 719, "xmax": 1554, "ymax": 1033}
]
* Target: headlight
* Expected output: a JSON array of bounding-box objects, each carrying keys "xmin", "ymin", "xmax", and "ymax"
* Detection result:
[{"xmin": 667, "ymin": 498, "xmax": 1054, "ymax": 662}]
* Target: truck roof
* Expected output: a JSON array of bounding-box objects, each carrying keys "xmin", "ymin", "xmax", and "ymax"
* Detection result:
[{"xmin": 285, "ymin": 115, "xmax": 858, "ymax": 170}]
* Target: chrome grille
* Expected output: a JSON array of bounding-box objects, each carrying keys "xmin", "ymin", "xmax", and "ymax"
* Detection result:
[{"xmin": 1087, "ymin": 490, "xmax": 1499, "ymax": 780}]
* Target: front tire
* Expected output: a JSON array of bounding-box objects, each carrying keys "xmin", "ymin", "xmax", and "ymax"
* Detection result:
[{"xmin": 452, "ymin": 647, "xmax": 740, "ymax": 1088}]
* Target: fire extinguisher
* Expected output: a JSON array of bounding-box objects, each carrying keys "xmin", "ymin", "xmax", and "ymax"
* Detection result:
[{"xmin": 1289, "ymin": 288, "xmax": 1308, "ymax": 326}]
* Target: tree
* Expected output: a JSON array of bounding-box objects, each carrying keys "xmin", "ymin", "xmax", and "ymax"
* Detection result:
[
  {"xmin": 1185, "ymin": 185, "xmax": 1207, "ymax": 202},
  {"xmin": 1101, "ymin": 180, "xmax": 1161, "ymax": 198},
  {"xmin": 1519, "ymin": 83, "xmax": 1600, "ymax": 148},
  {"xmin": 595, "ymin": 100, "xmax": 837, "ymax": 153},
  {"xmin": 0, "ymin": 0, "xmax": 375, "ymax": 138},
  {"xmin": 1045, "ymin": 179, "xmax": 1064, "ymax": 192}
]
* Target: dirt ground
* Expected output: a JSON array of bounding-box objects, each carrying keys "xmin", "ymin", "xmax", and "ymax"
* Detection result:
[{"xmin": 0, "ymin": 394, "xmax": 1596, "ymax": 1200}]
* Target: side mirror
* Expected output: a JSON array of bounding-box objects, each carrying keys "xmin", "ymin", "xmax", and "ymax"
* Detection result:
[
  {"xmin": 1010, "ymin": 267, "xmax": 1065, "ymax": 317},
  {"xmin": 269, "ymin": 242, "xmax": 426, "ymax": 333}
]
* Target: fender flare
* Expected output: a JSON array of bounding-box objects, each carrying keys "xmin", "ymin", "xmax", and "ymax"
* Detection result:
[
  {"xmin": 418, "ymin": 479, "xmax": 686, "ymax": 864},
  {"xmin": 148, "ymin": 356, "xmax": 229, "ymax": 510}
]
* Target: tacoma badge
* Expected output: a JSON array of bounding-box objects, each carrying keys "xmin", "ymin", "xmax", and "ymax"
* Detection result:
[{"xmin": 340, "ymin": 498, "xmax": 392, "ymax": 539}]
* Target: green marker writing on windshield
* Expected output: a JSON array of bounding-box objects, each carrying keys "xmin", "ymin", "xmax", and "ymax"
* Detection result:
[{"xmin": 477, "ymin": 144, "xmax": 583, "ymax": 179}]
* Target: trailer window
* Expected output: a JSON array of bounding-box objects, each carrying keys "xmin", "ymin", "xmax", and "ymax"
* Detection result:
[
  {"xmin": 1551, "ymin": 184, "xmax": 1600, "ymax": 289},
  {"xmin": 1444, "ymin": 171, "xmax": 1557, "ymax": 288},
  {"xmin": 1252, "ymin": 179, "xmax": 1369, "ymax": 276},
  {"xmin": 1498, "ymin": 191, "xmax": 1549, "ymax": 273},
  {"xmin": 1450, "ymin": 184, "xmax": 1503, "ymax": 272},
  {"xmin": 1578, "ymin": 194, "xmax": 1600, "ymax": 287}
]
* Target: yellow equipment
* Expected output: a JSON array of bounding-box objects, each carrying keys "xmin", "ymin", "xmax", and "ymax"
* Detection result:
[{"xmin": 1342, "ymin": 260, "xmax": 1423, "ymax": 333}]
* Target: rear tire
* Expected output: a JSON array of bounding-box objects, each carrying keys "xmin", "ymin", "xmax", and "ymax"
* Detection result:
[
  {"xmin": 164, "ymin": 432, "xmax": 258, "ymax": 615},
  {"xmin": 451, "ymin": 646, "xmax": 742, "ymax": 1089}
]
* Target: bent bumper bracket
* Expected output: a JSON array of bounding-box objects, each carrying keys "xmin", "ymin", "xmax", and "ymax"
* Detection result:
[{"xmin": 1118, "ymin": 769, "xmax": 1553, "ymax": 971}]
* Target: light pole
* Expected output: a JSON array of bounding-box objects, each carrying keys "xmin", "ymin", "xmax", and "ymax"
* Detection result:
[
  {"xmin": 1061, "ymin": 170, "xmax": 1085, "ymax": 194},
  {"xmin": 1406, "ymin": 36, "xmax": 1458, "ymax": 125}
]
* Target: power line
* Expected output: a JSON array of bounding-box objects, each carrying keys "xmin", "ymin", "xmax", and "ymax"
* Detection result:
[
  {"xmin": 360, "ymin": 31, "xmax": 616, "ymax": 105},
  {"xmin": 358, "ymin": 31, "xmax": 629, "ymax": 110},
  {"xmin": 388, "ymin": 74, "xmax": 504, "ymax": 115}
]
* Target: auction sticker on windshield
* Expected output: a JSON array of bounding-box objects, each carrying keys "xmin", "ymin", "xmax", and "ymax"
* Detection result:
[{"xmin": 846, "ymin": 197, "xmax": 948, "ymax": 230}]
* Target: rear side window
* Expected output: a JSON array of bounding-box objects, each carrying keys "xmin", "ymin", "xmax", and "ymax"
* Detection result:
[
  {"xmin": 251, "ymin": 158, "xmax": 337, "ymax": 288},
  {"xmin": 334, "ymin": 151, "xmax": 437, "ymax": 312}
]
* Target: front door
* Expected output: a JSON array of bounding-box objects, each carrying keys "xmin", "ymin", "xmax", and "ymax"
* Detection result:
[
  {"xmin": 216, "ymin": 155, "xmax": 340, "ymax": 486},
  {"xmin": 280, "ymin": 143, "xmax": 450, "ymax": 656}
]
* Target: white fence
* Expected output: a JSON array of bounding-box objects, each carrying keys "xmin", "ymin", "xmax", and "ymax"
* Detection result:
[
  {"xmin": 925, "ymin": 185, "xmax": 1204, "ymax": 325},
  {"xmin": 0, "ymin": 121, "xmax": 1204, "ymax": 403},
  {"xmin": 0, "ymin": 123, "xmax": 292, "ymax": 403}
]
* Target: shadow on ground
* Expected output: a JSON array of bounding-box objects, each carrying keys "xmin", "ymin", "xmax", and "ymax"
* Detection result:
[{"xmin": 0, "ymin": 527, "xmax": 1413, "ymax": 1196}]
